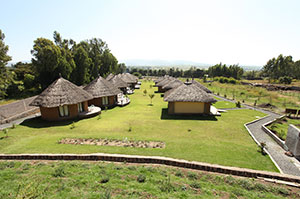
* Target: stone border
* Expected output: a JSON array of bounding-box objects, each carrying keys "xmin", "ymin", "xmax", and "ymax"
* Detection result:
[
  {"xmin": 261, "ymin": 115, "xmax": 288, "ymax": 151},
  {"xmin": 1, "ymin": 153, "xmax": 300, "ymax": 184}
]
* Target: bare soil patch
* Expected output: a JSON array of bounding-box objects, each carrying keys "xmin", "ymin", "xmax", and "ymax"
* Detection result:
[{"xmin": 59, "ymin": 138, "xmax": 165, "ymax": 148}]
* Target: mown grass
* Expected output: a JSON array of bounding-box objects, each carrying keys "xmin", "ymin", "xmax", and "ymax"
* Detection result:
[
  {"xmin": 214, "ymin": 100, "xmax": 238, "ymax": 109},
  {"xmin": 0, "ymin": 161, "xmax": 297, "ymax": 199},
  {"xmin": 0, "ymin": 81, "xmax": 277, "ymax": 172},
  {"xmin": 202, "ymin": 80, "xmax": 300, "ymax": 113}
]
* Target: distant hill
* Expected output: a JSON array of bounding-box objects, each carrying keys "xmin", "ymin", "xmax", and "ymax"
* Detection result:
[{"xmin": 122, "ymin": 59, "xmax": 262, "ymax": 70}]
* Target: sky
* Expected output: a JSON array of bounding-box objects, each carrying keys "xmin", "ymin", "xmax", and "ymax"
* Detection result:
[{"xmin": 1, "ymin": 0, "xmax": 300, "ymax": 67}]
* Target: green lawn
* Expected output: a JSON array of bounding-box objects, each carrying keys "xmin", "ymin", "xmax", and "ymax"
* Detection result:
[
  {"xmin": 213, "ymin": 100, "xmax": 237, "ymax": 109},
  {"xmin": 0, "ymin": 161, "xmax": 294, "ymax": 199},
  {"xmin": 0, "ymin": 81, "xmax": 277, "ymax": 172}
]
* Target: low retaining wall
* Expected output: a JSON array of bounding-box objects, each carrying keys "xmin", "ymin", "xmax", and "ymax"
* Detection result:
[
  {"xmin": 0, "ymin": 153, "xmax": 300, "ymax": 184},
  {"xmin": 261, "ymin": 116, "xmax": 288, "ymax": 151}
]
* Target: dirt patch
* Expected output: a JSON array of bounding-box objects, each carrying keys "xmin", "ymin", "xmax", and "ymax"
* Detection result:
[
  {"xmin": 258, "ymin": 103, "xmax": 277, "ymax": 109},
  {"xmin": 59, "ymin": 138, "xmax": 165, "ymax": 148}
]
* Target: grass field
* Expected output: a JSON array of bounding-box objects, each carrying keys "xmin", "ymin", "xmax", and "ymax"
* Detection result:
[
  {"xmin": 202, "ymin": 80, "xmax": 300, "ymax": 113},
  {"xmin": 0, "ymin": 161, "xmax": 296, "ymax": 199},
  {"xmin": 0, "ymin": 81, "xmax": 277, "ymax": 172}
]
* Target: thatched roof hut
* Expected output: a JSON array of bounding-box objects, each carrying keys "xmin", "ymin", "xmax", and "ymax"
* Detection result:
[
  {"xmin": 84, "ymin": 76, "xmax": 121, "ymax": 108},
  {"xmin": 84, "ymin": 76, "xmax": 121, "ymax": 98},
  {"xmin": 31, "ymin": 77, "xmax": 93, "ymax": 108},
  {"xmin": 164, "ymin": 83, "xmax": 216, "ymax": 115},
  {"xmin": 189, "ymin": 79, "xmax": 212, "ymax": 93},
  {"xmin": 30, "ymin": 77, "xmax": 94, "ymax": 121},
  {"xmin": 162, "ymin": 79, "xmax": 184, "ymax": 91},
  {"xmin": 106, "ymin": 73, "xmax": 115, "ymax": 81},
  {"xmin": 164, "ymin": 84, "xmax": 216, "ymax": 103},
  {"xmin": 109, "ymin": 76, "xmax": 128, "ymax": 89},
  {"xmin": 118, "ymin": 74, "xmax": 137, "ymax": 84}
]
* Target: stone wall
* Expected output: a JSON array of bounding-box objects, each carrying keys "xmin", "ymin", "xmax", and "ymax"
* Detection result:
[
  {"xmin": 0, "ymin": 153, "xmax": 300, "ymax": 184},
  {"xmin": 286, "ymin": 124, "xmax": 300, "ymax": 156}
]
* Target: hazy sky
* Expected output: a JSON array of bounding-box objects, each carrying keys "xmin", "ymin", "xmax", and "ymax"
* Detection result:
[{"xmin": 1, "ymin": 0, "xmax": 300, "ymax": 66}]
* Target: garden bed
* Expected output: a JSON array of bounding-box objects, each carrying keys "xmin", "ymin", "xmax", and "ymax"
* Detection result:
[
  {"xmin": 59, "ymin": 138, "xmax": 165, "ymax": 148},
  {"xmin": 266, "ymin": 117, "xmax": 300, "ymax": 141}
]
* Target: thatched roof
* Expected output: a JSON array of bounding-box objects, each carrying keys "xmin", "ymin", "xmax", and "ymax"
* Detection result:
[
  {"xmin": 109, "ymin": 76, "xmax": 128, "ymax": 88},
  {"xmin": 118, "ymin": 73, "xmax": 137, "ymax": 84},
  {"xmin": 30, "ymin": 77, "xmax": 93, "ymax": 108},
  {"xmin": 156, "ymin": 77, "xmax": 174, "ymax": 87},
  {"xmin": 189, "ymin": 80, "xmax": 212, "ymax": 93},
  {"xmin": 84, "ymin": 76, "xmax": 122, "ymax": 98},
  {"xmin": 106, "ymin": 73, "xmax": 115, "ymax": 81},
  {"xmin": 162, "ymin": 79, "xmax": 184, "ymax": 90},
  {"xmin": 154, "ymin": 75, "xmax": 169, "ymax": 84},
  {"xmin": 164, "ymin": 83, "xmax": 217, "ymax": 103}
]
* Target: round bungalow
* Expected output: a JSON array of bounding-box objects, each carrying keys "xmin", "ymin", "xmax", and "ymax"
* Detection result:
[
  {"xmin": 108, "ymin": 75, "xmax": 129, "ymax": 94},
  {"xmin": 30, "ymin": 77, "xmax": 94, "ymax": 121},
  {"xmin": 84, "ymin": 76, "xmax": 122, "ymax": 109},
  {"xmin": 164, "ymin": 83, "xmax": 217, "ymax": 115}
]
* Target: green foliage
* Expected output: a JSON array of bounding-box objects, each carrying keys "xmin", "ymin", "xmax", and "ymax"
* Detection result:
[
  {"xmin": 208, "ymin": 63, "xmax": 244, "ymax": 79},
  {"xmin": 143, "ymin": 89, "xmax": 147, "ymax": 96},
  {"xmin": 132, "ymin": 72, "xmax": 142, "ymax": 78},
  {"xmin": 148, "ymin": 93, "xmax": 155, "ymax": 105},
  {"xmin": 214, "ymin": 76, "xmax": 238, "ymax": 84},
  {"xmin": 236, "ymin": 101, "xmax": 241, "ymax": 108},
  {"xmin": 279, "ymin": 76, "xmax": 292, "ymax": 84}
]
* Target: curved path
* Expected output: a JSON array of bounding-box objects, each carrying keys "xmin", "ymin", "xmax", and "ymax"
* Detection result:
[{"xmin": 214, "ymin": 94, "xmax": 300, "ymax": 176}]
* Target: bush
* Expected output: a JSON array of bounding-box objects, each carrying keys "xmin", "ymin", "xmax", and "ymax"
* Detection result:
[
  {"xmin": 137, "ymin": 174, "xmax": 146, "ymax": 183},
  {"xmin": 279, "ymin": 76, "xmax": 292, "ymax": 84},
  {"xmin": 236, "ymin": 101, "xmax": 241, "ymax": 108}
]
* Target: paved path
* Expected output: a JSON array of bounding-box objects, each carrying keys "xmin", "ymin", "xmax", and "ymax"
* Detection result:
[
  {"xmin": 0, "ymin": 113, "xmax": 41, "ymax": 130},
  {"xmin": 213, "ymin": 94, "xmax": 300, "ymax": 176}
]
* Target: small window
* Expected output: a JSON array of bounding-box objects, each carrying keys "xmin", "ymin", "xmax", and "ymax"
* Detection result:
[
  {"xmin": 102, "ymin": 96, "xmax": 109, "ymax": 105},
  {"xmin": 78, "ymin": 102, "xmax": 84, "ymax": 113},
  {"xmin": 59, "ymin": 105, "xmax": 69, "ymax": 117}
]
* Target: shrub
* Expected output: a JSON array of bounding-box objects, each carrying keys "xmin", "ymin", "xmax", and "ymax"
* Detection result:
[
  {"xmin": 279, "ymin": 76, "xmax": 292, "ymax": 84},
  {"xmin": 236, "ymin": 101, "xmax": 241, "ymax": 108},
  {"xmin": 70, "ymin": 122, "xmax": 75, "ymax": 129},
  {"xmin": 2, "ymin": 129, "xmax": 8, "ymax": 138},
  {"xmin": 259, "ymin": 142, "xmax": 267, "ymax": 155},
  {"xmin": 228, "ymin": 77, "xmax": 237, "ymax": 84},
  {"xmin": 137, "ymin": 174, "xmax": 146, "ymax": 183}
]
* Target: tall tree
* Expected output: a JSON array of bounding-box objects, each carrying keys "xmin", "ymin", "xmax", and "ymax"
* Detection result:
[
  {"xmin": 0, "ymin": 30, "xmax": 13, "ymax": 98},
  {"xmin": 71, "ymin": 45, "xmax": 91, "ymax": 85},
  {"xmin": 31, "ymin": 38, "xmax": 62, "ymax": 89}
]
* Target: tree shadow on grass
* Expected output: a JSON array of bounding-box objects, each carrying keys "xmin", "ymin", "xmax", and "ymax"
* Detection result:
[
  {"xmin": 20, "ymin": 116, "xmax": 76, "ymax": 128},
  {"xmin": 160, "ymin": 108, "xmax": 218, "ymax": 121}
]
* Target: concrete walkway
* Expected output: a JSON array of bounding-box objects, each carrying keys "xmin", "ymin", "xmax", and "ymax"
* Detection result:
[{"xmin": 213, "ymin": 94, "xmax": 300, "ymax": 176}]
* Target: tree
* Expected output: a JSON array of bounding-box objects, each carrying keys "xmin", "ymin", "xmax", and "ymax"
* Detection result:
[
  {"xmin": 0, "ymin": 29, "xmax": 12, "ymax": 99},
  {"xmin": 71, "ymin": 45, "xmax": 91, "ymax": 85},
  {"xmin": 31, "ymin": 38, "xmax": 62, "ymax": 89},
  {"xmin": 148, "ymin": 94, "xmax": 155, "ymax": 105}
]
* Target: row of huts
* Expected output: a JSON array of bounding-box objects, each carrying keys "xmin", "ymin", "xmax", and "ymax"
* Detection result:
[
  {"xmin": 30, "ymin": 73, "xmax": 139, "ymax": 121},
  {"xmin": 154, "ymin": 76, "xmax": 217, "ymax": 115}
]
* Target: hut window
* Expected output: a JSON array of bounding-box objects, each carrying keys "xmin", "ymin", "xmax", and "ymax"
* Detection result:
[
  {"xmin": 78, "ymin": 102, "xmax": 84, "ymax": 113},
  {"xmin": 102, "ymin": 97, "xmax": 109, "ymax": 105},
  {"xmin": 59, "ymin": 105, "xmax": 69, "ymax": 117}
]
